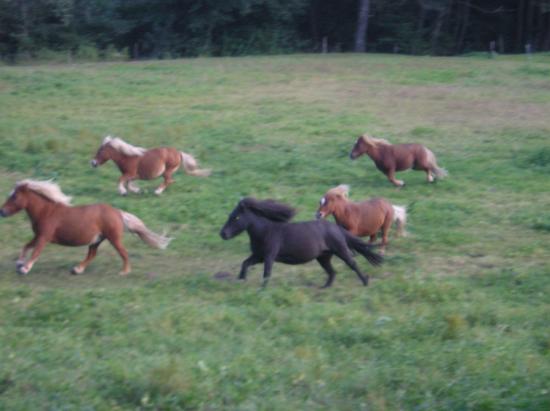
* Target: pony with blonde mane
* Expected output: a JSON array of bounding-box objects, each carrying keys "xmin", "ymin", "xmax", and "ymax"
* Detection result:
[
  {"xmin": 0, "ymin": 180, "xmax": 171, "ymax": 275},
  {"xmin": 316, "ymin": 184, "xmax": 406, "ymax": 251},
  {"xmin": 91, "ymin": 136, "xmax": 211, "ymax": 195},
  {"xmin": 350, "ymin": 134, "xmax": 447, "ymax": 186}
]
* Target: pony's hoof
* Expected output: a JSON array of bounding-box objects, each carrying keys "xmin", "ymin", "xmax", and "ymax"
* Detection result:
[
  {"xmin": 119, "ymin": 271, "xmax": 130, "ymax": 276},
  {"xmin": 17, "ymin": 266, "xmax": 29, "ymax": 275},
  {"xmin": 16, "ymin": 260, "xmax": 25, "ymax": 269},
  {"xmin": 154, "ymin": 189, "xmax": 164, "ymax": 196},
  {"xmin": 71, "ymin": 266, "xmax": 84, "ymax": 275}
]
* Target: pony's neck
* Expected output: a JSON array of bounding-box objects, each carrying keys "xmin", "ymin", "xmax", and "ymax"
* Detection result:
[
  {"xmin": 246, "ymin": 215, "xmax": 273, "ymax": 242},
  {"xmin": 366, "ymin": 145, "xmax": 380, "ymax": 159},
  {"xmin": 24, "ymin": 192, "xmax": 63, "ymax": 222},
  {"xmin": 109, "ymin": 148, "xmax": 138, "ymax": 172},
  {"xmin": 331, "ymin": 200, "xmax": 354, "ymax": 226}
]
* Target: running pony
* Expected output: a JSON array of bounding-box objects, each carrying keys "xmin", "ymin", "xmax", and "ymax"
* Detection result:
[
  {"xmin": 316, "ymin": 185, "xmax": 406, "ymax": 251},
  {"xmin": 0, "ymin": 180, "xmax": 171, "ymax": 275},
  {"xmin": 220, "ymin": 197, "xmax": 383, "ymax": 288},
  {"xmin": 91, "ymin": 136, "xmax": 211, "ymax": 195},
  {"xmin": 349, "ymin": 134, "xmax": 447, "ymax": 186}
]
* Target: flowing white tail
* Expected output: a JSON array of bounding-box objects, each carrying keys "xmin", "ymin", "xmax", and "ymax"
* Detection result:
[
  {"xmin": 120, "ymin": 211, "xmax": 172, "ymax": 249},
  {"xmin": 425, "ymin": 148, "xmax": 448, "ymax": 179},
  {"xmin": 392, "ymin": 205, "xmax": 408, "ymax": 237},
  {"xmin": 180, "ymin": 152, "xmax": 211, "ymax": 177}
]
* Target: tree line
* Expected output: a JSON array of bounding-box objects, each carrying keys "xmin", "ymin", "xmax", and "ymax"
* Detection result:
[{"xmin": 1, "ymin": 0, "xmax": 549, "ymax": 62}]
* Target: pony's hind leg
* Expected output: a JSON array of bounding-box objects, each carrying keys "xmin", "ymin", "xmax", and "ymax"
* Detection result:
[
  {"xmin": 334, "ymin": 248, "xmax": 369, "ymax": 286},
  {"xmin": 426, "ymin": 169, "xmax": 434, "ymax": 183},
  {"xmin": 107, "ymin": 235, "xmax": 130, "ymax": 275},
  {"xmin": 317, "ymin": 254, "xmax": 336, "ymax": 288},
  {"xmin": 154, "ymin": 166, "xmax": 179, "ymax": 195},
  {"xmin": 71, "ymin": 238, "xmax": 104, "ymax": 274}
]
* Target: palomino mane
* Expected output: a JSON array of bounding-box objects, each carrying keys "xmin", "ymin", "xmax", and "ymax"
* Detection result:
[
  {"xmin": 241, "ymin": 198, "xmax": 296, "ymax": 222},
  {"xmin": 16, "ymin": 180, "xmax": 72, "ymax": 205},
  {"xmin": 361, "ymin": 134, "xmax": 391, "ymax": 147},
  {"xmin": 326, "ymin": 184, "xmax": 350, "ymax": 199},
  {"xmin": 102, "ymin": 136, "xmax": 146, "ymax": 156}
]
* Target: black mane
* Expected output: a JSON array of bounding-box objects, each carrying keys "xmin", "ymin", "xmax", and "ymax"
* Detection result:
[{"xmin": 241, "ymin": 197, "xmax": 296, "ymax": 222}]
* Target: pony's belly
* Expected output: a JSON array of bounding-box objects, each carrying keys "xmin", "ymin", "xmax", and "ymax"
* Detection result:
[
  {"xmin": 276, "ymin": 254, "xmax": 314, "ymax": 265},
  {"xmin": 53, "ymin": 231, "xmax": 101, "ymax": 247},
  {"xmin": 138, "ymin": 159, "xmax": 165, "ymax": 179}
]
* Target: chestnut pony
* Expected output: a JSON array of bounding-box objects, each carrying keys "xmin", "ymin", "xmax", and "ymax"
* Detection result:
[
  {"xmin": 350, "ymin": 134, "xmax": 447, "ymax": 186},
  {"xmin": 316, "ymin": 185, "xmax": 406, "ymax": 251},
  {"xmin": 0, "ymin": 180, "xmax": 171, "ymax": 275},
  {"xmin": 91, "ymin": 136, "xmax": 211, "ymax": 195}
]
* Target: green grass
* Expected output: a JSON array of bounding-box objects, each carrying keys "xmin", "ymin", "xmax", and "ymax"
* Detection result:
[{"xmin": 0, "ymin": 53, "xmax": 549, "ymax": 410}]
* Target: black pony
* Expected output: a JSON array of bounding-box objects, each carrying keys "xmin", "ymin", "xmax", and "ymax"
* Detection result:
[{"xmin": 220, "ymin": 198, "xmax": 383, "ymax": 288}]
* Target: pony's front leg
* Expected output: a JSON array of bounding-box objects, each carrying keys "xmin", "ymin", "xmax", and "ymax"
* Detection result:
[
  {"xmin": 261, "ymin": 257, "xmax": 275, "ymax": 288},
  {"xmin": 127, "ymin": 180, "xmax": 141, "ymax": 194},
  {"xmin": 118, "ymin": 176, "xmax": 130, "ymax": 196},
  {"xmin": 18, "ymin": 237, "xmax": 48, "ymax": 275},
  {"xmin": 16, "ymin": 236, "xmax": 38, "ymax": 268},
  {"xmin": 238, "ymin": 255, "xmax": 261, "ymax": 280},
  {"xmin": 386, "ymin": 169, "xmax": 404, "ymax": 187}
]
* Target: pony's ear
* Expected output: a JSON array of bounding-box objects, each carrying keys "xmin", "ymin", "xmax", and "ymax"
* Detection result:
[{"xmin": 239, "ymin": 197, "xmax": 252, "ymax": 209}]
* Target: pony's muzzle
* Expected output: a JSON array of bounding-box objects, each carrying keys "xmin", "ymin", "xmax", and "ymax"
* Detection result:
[
  {"xmin": 349, "ymin": 152, "xmax": 357, "ymax": 160},
  {"xmin": 220, "ymin": 229, "xmax": 228, "ymax": 240},
  {"xmin": 0, "ymin": 209, "xmax": 5, "ymax": 217},
  {"xmin": 90, "ymin": 159, "xmax": 98, "ymax": 167},
  {"xmin": 315, "ymin": 211, "xmax": 324, "ymax": 220}
]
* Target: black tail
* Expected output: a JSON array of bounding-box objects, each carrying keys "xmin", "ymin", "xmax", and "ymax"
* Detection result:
[{"xmin": 342, "ymin": 229, "xmax": 383, "ymax": 266}]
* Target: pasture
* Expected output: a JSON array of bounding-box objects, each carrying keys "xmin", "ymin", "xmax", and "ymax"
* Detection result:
[{"xmin": 0, "ymin": 53, "xmax": 549, "ymax": 410}]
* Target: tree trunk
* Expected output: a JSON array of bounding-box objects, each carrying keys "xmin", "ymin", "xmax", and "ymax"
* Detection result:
[
  {"xmin": 545, "ymin": 12, "xmax": 550, "ymax": 51},
  {"xmin": 526, "ymin": 0, "xmax": 535, "ymax": 45},
  {"xmin": 412, "ymin": 1, "xmax": 426, "ymax": 54},
  {"xmin": 455, "ymin": 0, "xmax": 470, "ymax": 53},
  {"xmin": 516, "ymin": 0, "xmax": 525, "ymax": 52},
  {"xmin": 431, "ymin": 9, "xmax": 445, "ymax": 55},
  {"xmin": 354, "ymin": 0, "xmax": 370, "ymax": 52}
]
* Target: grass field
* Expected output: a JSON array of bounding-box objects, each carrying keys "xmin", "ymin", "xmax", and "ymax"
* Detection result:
[{"xmin": 0, "ymin": 53, "xmax": 549, "ymax": 410}]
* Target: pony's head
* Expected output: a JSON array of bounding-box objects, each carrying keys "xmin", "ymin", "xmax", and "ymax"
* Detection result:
[
  {"xmin": 220, "ymin": 198, "xmax": 296, "ymax": 240},
  {"xmin": 0, "ymin": 180, "xmax": 71, "ymax": 217},
  {"xmin": 91, "ymin": 136, "xmax": 117, "ymax": 167},
  {"xmin": 350, "ymin": 134, "xmax": 390, "ymax": 159},
  {"xmin": 91, "ymin": 136, "xmax": 146, "ymax": 167},
  {"xmin": 316, "ymin": 184, "xmax": 349, "ymax": 219}
]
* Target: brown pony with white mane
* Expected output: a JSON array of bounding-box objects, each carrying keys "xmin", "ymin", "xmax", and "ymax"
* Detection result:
[
  {"xmin": 0, "ymin": 180, "xmax": 171, "ymax": 275},
  {"xmin": 350, "ymin": 134, "xmax": 447, "ymax": 186},
  {"xmin": 316, "ymin": 184, "xmax": 406, "ymax": 251},
  {"xmin": 91, "ymin": 136, "xmax": 211, "ymax": 195}
]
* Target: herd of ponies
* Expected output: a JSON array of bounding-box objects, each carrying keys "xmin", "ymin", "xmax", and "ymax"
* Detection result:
[{"xmin": 0, "ymin": 134, "xmax": 447, "ymax": 287}]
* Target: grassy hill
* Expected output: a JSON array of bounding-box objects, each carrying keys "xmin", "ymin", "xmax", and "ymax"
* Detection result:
[{"xmin": 0, "ymin": 53, "xmax": 549, "ymax": 410}]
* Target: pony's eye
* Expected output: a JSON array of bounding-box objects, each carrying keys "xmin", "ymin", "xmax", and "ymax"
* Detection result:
[{"xmin": 234, "ymin": 216, "xmax": 240, "ymax": 221}]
